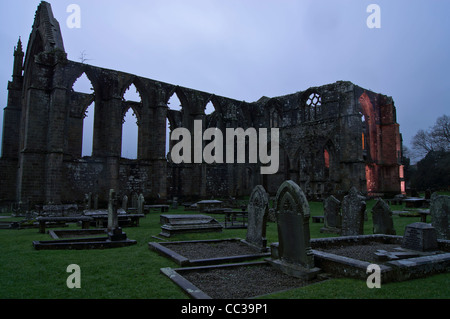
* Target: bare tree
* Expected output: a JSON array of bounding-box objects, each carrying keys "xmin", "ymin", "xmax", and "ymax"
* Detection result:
[
  {"xmin": 412, "ymin": 115, "xmax": 450, "ymax": 159},
  {"xmin": 431, "ymin": 115, "xmax": 450, "ymax": 148},
  {"xmin": 79, "ymin": 50, "xmax": 91, "ymax": 64}
]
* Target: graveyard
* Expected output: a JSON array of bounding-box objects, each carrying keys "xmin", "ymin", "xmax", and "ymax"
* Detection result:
[
  {"xmin": 0, "ymin": 186, "xmax": 449, "ymax": 299},
  {"xmin": 0, "ymin": 2, "xmax": 448, "ymax": 306}
]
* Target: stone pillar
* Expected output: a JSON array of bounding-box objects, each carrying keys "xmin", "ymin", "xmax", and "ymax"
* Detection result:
[
  {"xmin": 151, "ymin": 100, "xmax": 168, "ymax": 200},
  {"xmin": 16, "ymin": 86, "xmax": 50, "ymax": 206},
  {"xmin": 1, "ymin": 39, "xmax": 23, "ymax": 160},
  {"xmin": 93, "ymin": 96, "xmax": 122, "ymax": 197}
]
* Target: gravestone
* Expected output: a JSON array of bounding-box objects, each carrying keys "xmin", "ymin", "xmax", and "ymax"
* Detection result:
[
  {"xmin": 372, "ymin": 198, "xmax": 396, "ymax": 235},
  {"xmin": 429, "ymin": 193, "xmax": 450, "ymax": 240},
  {"xmin": 93, "ymin": 194, "xmax": 99, "ymax": 210},
  {"xmin": 172, "ymin": 197, "xmax": 178, "ymax": 209},
  {"xmin": 267, "ymin": 208, "xmax": 276, "ymax": 222},
  {"xmin": 320, "ymin": 195, "xmax": 341, "ymax": 234},
  {"xmin": 268, "ymin": 180, "xmax": 320, "ymax": 279},
  {"xmin": 137, "ymin": 194, "xmax": 145, "ymax": 215},
  {"xmin": 341, "ymin": 187, "xmax": 366, "ymax": 236},
  {"xmin": 132, "ymin": 193, "xmax": 139, "ymax": 208},
  {"xmin": 402, "ymin": 222, "xmax": 438, "ymax": 251},
  {"xmin": 108, "ymin": 189, "xmax": 118, "ymax": 231},
  {"xmin": 122, "ymin": 195, "xmax": 128, "ymax": 211},
  {"xmin": 85, "ymin": 192, "xmax": 92, "ymax": 210},
  {"xmin": 108, "ymin": 189, "xmax": 127, "ymax": 241},
  {"xmin": 243, "ymin": 185, "xmax": 269, "ymax": 252}
]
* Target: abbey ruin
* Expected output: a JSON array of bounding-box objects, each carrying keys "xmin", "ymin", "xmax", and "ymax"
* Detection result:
[{"xmin": 0, "ymin": 2, "xmax": 405, "ymax": 209}]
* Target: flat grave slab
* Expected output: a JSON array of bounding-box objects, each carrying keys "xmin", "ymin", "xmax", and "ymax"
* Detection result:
[
  {"xmin": 159, "ymin": 214, "xmax": 223, "ymax": 237},
  {"xmin": 48, "ymin": 228, "xmax": 107, "ymax": 239},
  {"xmin": 32, "ymin": 236, "xmax": 137, "ymax": 250}
]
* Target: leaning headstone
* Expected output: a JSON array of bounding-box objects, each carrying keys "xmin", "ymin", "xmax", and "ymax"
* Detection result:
[
  {"xmin": 341, "ymin": 187, "xmax": 366, "ymax": 236},
  {"xmin": 429, "ymin": 193, "xmax": 450, "ymax": 240},
  {"xmin": 372, "ymin": 198, "xmax": 396, "ymax": 235},
  {"xmin": 402, "ymin": 222, "xmax": 438, "ymax": 252},
  {"xmin": 268, "ymin": 180, "xmax": 320, "ymax": 279},
  {"xmin": 243, "ymin": 185, "xmax": 269, "ymax": 252},
  {"xmin": 320, "ymin": 195, "xmax": 341, "ymax": 234}
]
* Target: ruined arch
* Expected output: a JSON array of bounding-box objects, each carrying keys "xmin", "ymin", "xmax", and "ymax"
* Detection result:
[
  {"xmin": 166, "ymin": 87, "xmax": 191, "ymax": 114},
  {"xmin": 267, "ymin": 99, "xmax": 283, "ymax": 127},
  {"xmin": 323, "ymin": 139, "xmax": 337, "ymax": 181},
  {"xmin": 121, "ymin": 81, "xmax": 143, "ymax": 159},
  {"xmin": 66, "ymin": 70, "xmax": 97, "ymax": 158},
  {"xmin": 207, "ymin": 95, "xmax": 225, "ymax": 116},
  {"xmin": 359, "ymin": 92, "xmax": 377, "ymax": 161}
]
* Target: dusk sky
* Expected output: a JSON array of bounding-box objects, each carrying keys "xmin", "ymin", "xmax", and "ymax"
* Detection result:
[{"xmin": 0, "ymin": 0, "xmax": 449, "ymax": 161}]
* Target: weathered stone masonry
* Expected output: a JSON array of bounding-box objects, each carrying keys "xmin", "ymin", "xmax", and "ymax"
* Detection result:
[{"xmin": 0, "ymin": 2, "xmax": 404, "ymax": 208}]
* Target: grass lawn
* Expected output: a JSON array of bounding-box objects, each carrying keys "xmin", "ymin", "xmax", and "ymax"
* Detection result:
[{"xmin": 0, "ymin": 198, "xmax": 449, "ymax": 300}]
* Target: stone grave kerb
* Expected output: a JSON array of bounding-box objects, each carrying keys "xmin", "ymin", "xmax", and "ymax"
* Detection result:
[{"xmin": 244, "ymin": 185, "xmax": 269, "ymax": 252}]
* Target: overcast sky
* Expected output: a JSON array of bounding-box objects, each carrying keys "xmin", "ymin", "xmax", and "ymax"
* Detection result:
[{"xmin": 1, "ymin": 0, "xmax": 449, "ymax": 160}]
